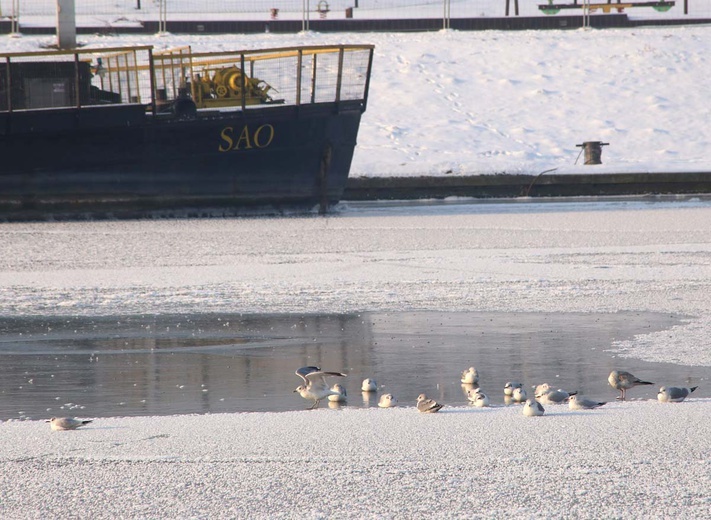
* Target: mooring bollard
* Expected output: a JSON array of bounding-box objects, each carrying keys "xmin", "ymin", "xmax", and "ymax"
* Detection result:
[{"xmin": 576, "ymin": 141, "xmax": 609, "ymax": 165}]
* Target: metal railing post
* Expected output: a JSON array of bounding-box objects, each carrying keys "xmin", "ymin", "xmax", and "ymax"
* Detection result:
[{"xmin": 296, "ymin": 50, "xmax": 303, "ymax": 106}]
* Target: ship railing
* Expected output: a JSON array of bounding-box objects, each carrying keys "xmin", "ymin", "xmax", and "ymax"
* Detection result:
[
  {"xmin": 152, "ymin": 44, "xmax": 374, "ymax": 114},
  {"xmin": 1, "ymin": 44, "xmax": 374, "ymax": 116},
  {"xmin": 0, "ymin": 46, "xmax": 154, "ymax": 113}
]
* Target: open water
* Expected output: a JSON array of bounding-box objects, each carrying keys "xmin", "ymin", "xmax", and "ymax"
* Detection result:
[{"xmin": 0, "ymin": 311, "xmax": 707, "ymax": 420}]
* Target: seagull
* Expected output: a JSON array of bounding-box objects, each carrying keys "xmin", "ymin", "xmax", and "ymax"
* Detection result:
[
  {"xmin": 361, "ymin": 378, "xmax": 377, "ymax": 392},
  {"xmin": 378, "ymin": 394, "xmax": 398, "ymax": 408},
  {"xmin": 657, "ymin": 386, "xmax": 698, "ymax": 403},
  {"xmin": 416, "ymin": 393, "xmax": 444, "ymax": 413},
  {"xmin": 460, "ymin": 367, "xmax": 479, "ymax": 385},
  {"xmin": 568, "ymin": 395, "xmax": 606, "ymax": 410},
  {"xmin": 504, "ymin": 381, "xmax": 523, "ymax": 396},
  {"xmin": 467, "ymin": 389, "xmax": 490, "ymax": 408},
  {"xmin": 535, "ymin": 384, "xmax": 577, "ymax": 404},
  {"xmin": 327, "ymin": 383, "xmax": 347, "ymax": 403},
  {"xmin": 512, "ymin": 387, "xmax": 527, "ymax": 403},
  {"xmin": 47, "ymin": 417, "xmax": 93, "ymax": 431},
  {"xmin": 523, "ymin": 399, "xmax": 545, "ymax": 417},
  {"xmin": 294, "ymin": 366, "xmax": 347, "ymax": 409},
  {"xmin": 608, "ymin": 370, "xmax": 653, "ymax": 400}
]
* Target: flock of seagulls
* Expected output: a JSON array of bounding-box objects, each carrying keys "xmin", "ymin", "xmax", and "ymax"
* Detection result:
[
  {"xmin": 290, "ymin": 366, "xmax": 700, "ymax": 418},
  {"xmin": 45, "ymin": 367, "xmax": 700, "ymax": 432}
]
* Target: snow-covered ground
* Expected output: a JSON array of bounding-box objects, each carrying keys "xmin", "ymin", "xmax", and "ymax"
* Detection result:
[
  {"xmin": 2, "ymin": 26, "xmax": 711, "ymax": 518},
  {"xmin": 2, "ymin": 399, "xmax": 710, "ymax": 518}
]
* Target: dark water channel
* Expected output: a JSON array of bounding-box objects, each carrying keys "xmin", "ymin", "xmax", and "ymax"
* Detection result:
[{"xmin": 0, "ymin": 312, "xmax": 707, "ymax": 421}]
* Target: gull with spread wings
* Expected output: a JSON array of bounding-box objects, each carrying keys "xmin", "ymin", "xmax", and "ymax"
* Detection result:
[{"xmin": 294, "ymin": 366, "xmax": 347, "ymax": 409}]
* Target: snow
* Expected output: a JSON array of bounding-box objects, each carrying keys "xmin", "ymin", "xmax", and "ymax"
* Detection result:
[
  {"xmin": 2, "ymin": 400, "xmax": 710, "ymax": 517},
  {"xmin": 2, "ymin": 23, "xmax": 711, "ymax": 519}
]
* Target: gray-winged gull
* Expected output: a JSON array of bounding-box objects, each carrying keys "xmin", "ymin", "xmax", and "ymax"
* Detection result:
[
  {"xmin": 294, "ymin": 366, "xmax": 346, "ymax": 409},
  {"xmin": 416, "ymin": 393, "xmax": 444, "ymax": 413},
  {"xmin": 657, "ymin": 386, "xmax": 698, "ymax": 403},
  {"xmin": 608, "ymin": 370, "xmax": 653, "ymax": 400},
  {"xmin": 523, "ymin": 399, "xmax": 545, "ymax": 417},
  {"xmin": 47, "ymin": 417, "xmax": 93, "ymax": 431}
]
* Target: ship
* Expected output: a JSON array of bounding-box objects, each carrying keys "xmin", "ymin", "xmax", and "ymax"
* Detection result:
[{"xmin": 0, "ymin": 43, "xmax": 374, "ymax": 220}]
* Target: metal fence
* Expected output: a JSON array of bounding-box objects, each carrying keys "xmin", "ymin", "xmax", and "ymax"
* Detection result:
[
  {"xmin": 0, "ymin": 43, "xmax": 374, "ymax": 113},
  {"xmin": 1, "ymin": 0, "xmax": 709, "ymax": 33}
]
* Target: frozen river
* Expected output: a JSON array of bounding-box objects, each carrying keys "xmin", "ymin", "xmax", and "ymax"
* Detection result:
[
  {"xmin": 1, "ymin": 195, "xmax": 709, "ymax": 419},
  {"xmin": 1, "ymin": 196, "xmax": 710, "ymax": 519}
]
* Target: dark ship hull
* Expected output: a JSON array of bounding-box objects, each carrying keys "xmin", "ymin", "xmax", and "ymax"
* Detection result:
[{"xmin": 0, "ymin": 44, "xmax": 374, "ymax": 219}]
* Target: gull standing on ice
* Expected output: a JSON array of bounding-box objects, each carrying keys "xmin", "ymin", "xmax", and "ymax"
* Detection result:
[
  {"xmin": 657, "ymin": 386, "xmax": 698, "ymax": 403},
  {"xmin": 467, "ymin": 389, "xmax": 490, "ymax": 408},
  {"xmin": 47, "ymin": 417, "xmax": 93, "ymax": 431},
  {"xmin": 608, "ymin": 370, "xmax": 653, "ymax": 400},
  {"xmin": 460, "ymin": 367, "xmax": 479, "ymax": 386},
  {"xmin": 568, "ymin": 395, "xmax": 606, "ymax": 410},
  {"xmin": 361, "ymin": 378, "xmax": 377, "ymax": 392},
  {"xmin": 416, "ymin": 393, "xmax": 444, "ymax": 413},
  {"xmin": 523, "ymin": 399, "xmax": 545, "ymax": 417},
  {"xmin": 327, "ymin": 383, "xmax": 347, "ymax": 403},
  {"xmin": 504, "ymin": 381, "xmax": 523, "ymax": 397},
  {"xmin": 294, "ymin": 366, "xmax": 347, "ymax": 409},
  {"xmin": 378, "ymin": 394, "xmax": 398, "ymax": 408}
]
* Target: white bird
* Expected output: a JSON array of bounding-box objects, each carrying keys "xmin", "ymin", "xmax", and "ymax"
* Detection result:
[
  {"xmin": 460, "ymin": 367, "xmax": 479, "ymax": 385},
  {"xmin": 467, "ymin": 389, "xmax": 490, "ymax": 408},
  {"xmin": 361, "ymin": 378, "xmax": 377, "ymax": 392},
  {"xmin": 327, "ymin": 383, "xmax": 347, "ymax": 402},
  {"xmin": 657, "ymin": 385, "xmax": 698, "ymax": 403},
  {"xmin": 416, "ymin": 393, "xmax": 444, "ymax": 413},
  {"xmin": 294, "ymin": 366, "xmax": 347, "ymax": 409},
  {"xmin": 512, "ymin": 387, "xmax": 527, "ymax": 403},
  {"xmin": 504, "ymin": 381, "xmax": 522, "ymax": 396},
  {"xmin": 47, "ymin": 417, "xmax": 92, "ymax": 431},
  {"xmin": 535, "ymin": 384, "xmax": 577, "ymax": 404},
  {"xmin": 532, "ymin": 383, "xmax": 557, "ymax": 396},
  {"xmin": 523, "ymin": 399, "xmax": 545, "ymax": 417},
  {"xmin": 608, "ymin": 370, "xmax": 653, "ymax": 400},
  {"xmin": 378, "ymin": 394, "xmax": 398, "ymax": 408},
  {"xmin": 568, "ymin": 394, "xmax": 606, "ymax": 411}
]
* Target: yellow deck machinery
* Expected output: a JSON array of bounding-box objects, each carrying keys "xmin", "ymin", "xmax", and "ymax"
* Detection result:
[{"xmin": 192, "ymin": 64, "xmax": 277, "ymax": 108}]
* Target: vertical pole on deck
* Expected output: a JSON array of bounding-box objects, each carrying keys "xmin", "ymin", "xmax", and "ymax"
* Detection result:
[
  {"xmin": 56, "ymin": 0, "xmax": 77, "ymax": 50},
  {"xmin": 74, "ymin": 52, "xmax": 81, "ymax": 108},
  {"xmin": 240, "ymin": 54, "xmax": 246, "ymax": 112},
  {"xmin": 296, "ymin": 50, "xmax": 303, "ymax": 106},
  {"xmin": 148, "ymin": 48, "xmax": 157, "ymax": 117},
  {"xmin": 335, "ymin": 47, "xmax": 344, "ymax": 104},
  {"xmin": 310, "ymin": 54, "xmax": 318, "ymax": 104},
  {"xmin": 5, "ymin": 57, "xmax": 12, "ymax": 112}
]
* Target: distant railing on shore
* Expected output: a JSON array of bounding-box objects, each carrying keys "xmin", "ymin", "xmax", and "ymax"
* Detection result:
[{"xmin": 1, "ymin": 0, "xmax": 709, "ymax": 34}]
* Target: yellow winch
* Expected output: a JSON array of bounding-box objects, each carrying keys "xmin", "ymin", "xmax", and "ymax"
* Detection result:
[{"xmin": 193, "ymin": 66, "xmax": 275, "ymax": 108}]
